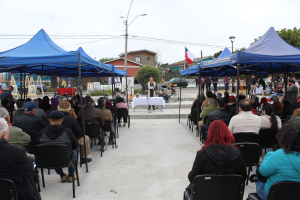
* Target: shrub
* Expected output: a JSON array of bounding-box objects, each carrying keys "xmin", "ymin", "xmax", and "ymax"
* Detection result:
[{"xmin": 136, "ymin": 65, "xmax": 161, "ymax": 91}]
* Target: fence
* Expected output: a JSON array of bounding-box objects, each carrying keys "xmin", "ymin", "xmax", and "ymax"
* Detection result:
[{"xmin": 164, "ymin": 72, "xmax": 181, "ymax": 82}]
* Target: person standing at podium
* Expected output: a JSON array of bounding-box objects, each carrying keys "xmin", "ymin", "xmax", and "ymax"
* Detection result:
[{"xmin": 147, "ymin": 77, "xmax": 157, "ymax": 111}]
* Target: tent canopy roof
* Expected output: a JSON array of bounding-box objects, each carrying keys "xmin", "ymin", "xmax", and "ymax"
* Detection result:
[{"xmin": 0, "ymin": 29, "xmax": 118, "ymax": 77}]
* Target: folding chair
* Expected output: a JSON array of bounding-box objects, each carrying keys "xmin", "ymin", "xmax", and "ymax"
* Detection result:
[
  {"xmin": 248, "ymin": 181, "xmax": 300, "ymax": 200},
  {"xmin": 184, "ymin": 174, "xmax": 245, "ymax": 200},
  {"xmin": 116, "ymin": 108, "xmax": 130, "ymax": 137},
  {"xmin": 0, "ymin": 178, "xmax": 18, "ymax": 200},
  {"xmin": 80, "ymin": 122, "xmax": 104, "ymax": 157},
  {"xmin": 101, "ymin": 120, "xmax": 117, "ymax": 149},
  {"xmin": 235, "ymin": 143, "xmax": 261, "ymax": 185},
  {"xmin": 233, "ymin": 132, "xmax": 259, "ymax": 143},
  {"xmin": 35, "ymin": 144, "xmax": 80, "ymax": 198},
  {"xmin": 26, "ymin": 132, "xmax": 37, "ymax": 154},
  {"xmin": 258, "ymin": 129, "xmax": 279, "ymax": 154}
]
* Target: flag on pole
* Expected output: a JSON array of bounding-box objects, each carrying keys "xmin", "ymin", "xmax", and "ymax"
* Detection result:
[{"xmin": 185, "ymin": 47, "xmax": 195, "ymax": 64}]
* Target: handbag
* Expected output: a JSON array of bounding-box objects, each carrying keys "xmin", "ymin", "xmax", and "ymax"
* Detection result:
[{"xmin": 249, "ymin": 167, "xmax": 268, "ymax": 183}]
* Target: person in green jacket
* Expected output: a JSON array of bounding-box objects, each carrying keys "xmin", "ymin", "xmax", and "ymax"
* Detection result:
[
  {"xmin": 0, "ymin": 108, "xmax": 34, "ymax": 160},
  {"xmin": 255, "ymin": 117, "xmax": 300, "ymax": 200},
  {"xmin": 198, "ymin": 99, "xmax": 218, "ymax": 131}
]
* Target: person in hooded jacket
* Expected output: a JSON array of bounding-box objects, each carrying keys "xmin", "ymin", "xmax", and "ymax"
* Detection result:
[
  {"xmin": 37, "ymin": 110, "xmax": 78, "ymax": 183},
  {"xmin": 255, "ymin": 117, "xmax": 300, "ymax": 200},
  {"xmin": 185, "ymin": 120, "xmax": 247, "ymax": 194}
]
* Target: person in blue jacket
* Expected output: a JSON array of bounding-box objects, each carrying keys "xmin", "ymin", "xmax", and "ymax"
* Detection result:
[{"xmin": 255, "ymin": 117, "xmax": 300, "ymax": 200}]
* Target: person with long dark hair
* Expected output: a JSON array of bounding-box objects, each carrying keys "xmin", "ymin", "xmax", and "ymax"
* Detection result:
[
  {"xmin": 255, "ymin": 118, "xmax": 300, "ymax": 200},
  {"xmin": 224, "ymin": 92, "xmax": 229, "ymax": 104},
  {"xmin": 185, "ymin": 120, "xmax": 247, "ymax": 195},
  {"xmin": 40, "ymin": 96, "xmax": 51, "ymax": 113},
  {"xmin": 260, "ymin": 103, "xmax": 282, "ymax": 130}
]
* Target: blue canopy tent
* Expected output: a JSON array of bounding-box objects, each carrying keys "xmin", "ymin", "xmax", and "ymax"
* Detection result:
[
  {"xmin": 217, "ymin": 47, "xmax": 232, "ymax": 58},
  {"xmin": 0, "ymin": 29, "xmax": 112, "ymax": 76},
  {"xmin": 0, "ymin": 29, "xmax": 118, "ymax": 172}
]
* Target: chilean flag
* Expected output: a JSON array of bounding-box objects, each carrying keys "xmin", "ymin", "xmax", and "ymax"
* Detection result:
[{"xmin": 185, "ymin": 47, "xmax": 195, "ymax": 64}]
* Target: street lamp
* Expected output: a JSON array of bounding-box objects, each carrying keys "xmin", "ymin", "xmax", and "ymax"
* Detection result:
[
  {"xmin": 229, "ymin": 36, "xmax": 235, "ymax": 53},
  {"xmin": 121, "ymin": 1, "xmax": 147, "ymax": 105}
]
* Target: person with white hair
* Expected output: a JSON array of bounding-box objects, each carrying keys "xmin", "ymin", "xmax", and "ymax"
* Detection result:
[
  {"xmin": 0, "ymin": 108, "xmax": 31, "ymax": 151},
  {"xmin": 0, "ymin": 118, "xmax": 41, "ymax": 200},
  {"xmin": 104, "ymin": 93, "xmax": 114, "ymax": 114}
]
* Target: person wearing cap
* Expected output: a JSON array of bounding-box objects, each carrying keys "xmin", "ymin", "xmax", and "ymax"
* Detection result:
[
  {"xmin": 46, "ymin": 98, "xmax": 59, "ymax": 117},
  {"xmin": 58, "ymin": 100, "xmax": 92, "ymax": 163},
  {"xmin": 77, "ymin": 97, "xmax": 104, "ymax": 127},
  {"xmin": 0, "ymin": 118, "xmax": 42, "ymax": 200},
  {"xmin": 225, "ymin": 95, "xmax": 237, "ymax": 118},
  {"xmin": 14, "ymin": 102, "xmax": 46, "ymax": 136},
  {"xmin": 200, "ymin": 98, "xmax": 230, "ymax": 142},
  {"xmin": 98, "ymin": 97, "xmax": 115, "ymax": 145},
  {"xmin": 0, "ymin": 85, "xmax": 15, "ymax": 109},
  {"xmin": 37, "ymin": 111, "xmax": 78, "ymax": 182}
]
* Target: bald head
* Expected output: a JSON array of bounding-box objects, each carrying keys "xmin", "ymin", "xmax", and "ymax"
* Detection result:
[
  {"xmin": 239, "ymin": 99, "xmax": 252, "ymax": 112},
  {"xmin": 150, "ymin": 77, "xmax": 153, "ymax": 83}
]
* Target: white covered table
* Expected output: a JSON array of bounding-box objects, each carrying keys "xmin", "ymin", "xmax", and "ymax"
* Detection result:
[
  {"xmin": 132, "ymin": 97, "xmax": 165, "ymax": 112},
  {"xmin": 256, "ymin": 86, "xmax": 263, "ymax": 94}
]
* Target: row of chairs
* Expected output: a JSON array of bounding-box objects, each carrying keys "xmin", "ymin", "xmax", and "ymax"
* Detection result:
[{"xmin": 184, "ymin": 174, "xmax": 300, "ymax": 200}]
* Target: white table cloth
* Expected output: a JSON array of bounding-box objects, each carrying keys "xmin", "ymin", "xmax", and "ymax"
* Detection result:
[
  {"xmin": 256, "ymin": 86, "xmax": 263, "ymax": 94},
  {"xmin": 132, "ymin": 97, "xmax": 165, "ymax": 109}
]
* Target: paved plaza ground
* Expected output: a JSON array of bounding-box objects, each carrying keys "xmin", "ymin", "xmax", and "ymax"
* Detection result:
[{"xmin": 38, "ymin": 87, "xmax": 262, "ymax": 200}]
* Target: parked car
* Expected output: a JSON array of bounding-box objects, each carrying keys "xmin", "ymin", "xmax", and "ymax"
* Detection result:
[
  {"xmin": 162, "ymin": 78, "xmax": 188, "ymax": 88},
  {"xmin": 35, "ymin": 82, "xmax": 47, "ymax": 95}
]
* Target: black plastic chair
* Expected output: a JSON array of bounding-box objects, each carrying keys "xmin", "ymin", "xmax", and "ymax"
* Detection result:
[
  {"xmin": 101, "ymin": 120, "xmax": 117, "ymax": 149},
  {"xmin": 234, "ymin": 132, "xmax": 259, "ymax": 143},
  {"xmin": 248, "ymin": 181, "xmax": 300, "ymax": 200},
  {"xmin": 258, "ymin": 129, "xmax": 279, "ymax": 154},
  {"xmin": 235, "ymin": 143, "xmax": 261, "ymax": 186},
  {"xmin": 0, "ymin": 178, "xmax": 18, "ymax": 200},
  {"xmin": 26, "ymin": 132, "xmax": 37, "ymax": 153},
  {"xmin": 116, "ymin": 108, "xmax": 130, "ymax": 138},
  {"xmin": 185, "ymin": 174, "xmax": 245, "ymax": 200},
  {"xmin": 35, "ymin": 144, "xmax": 80, "ymax": 198},
  {"xmin": 80, "ymin": 122, "xmax": 104, "ymax": 157},
  {"xmin": 117, "ymin": 108, "xmax": 130, "ymax": 128}
]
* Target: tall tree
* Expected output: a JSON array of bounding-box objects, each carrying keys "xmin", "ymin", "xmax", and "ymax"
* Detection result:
[{"xmin": 213, "ymin": 50, "xmax": 223, "ymax": 58}]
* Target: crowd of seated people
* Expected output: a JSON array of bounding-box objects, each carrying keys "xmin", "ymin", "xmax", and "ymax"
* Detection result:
[
  {"xmin": 186, "ymin": 84, "xmax": 300, "ymax": 199},
  {"xmin": 0, "ymin": 92, "xmax": 127, "ymax": 198}
]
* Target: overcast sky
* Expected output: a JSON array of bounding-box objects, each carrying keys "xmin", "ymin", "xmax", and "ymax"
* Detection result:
[{"xmin": 1, "ymin": 0, "xmax": 299, "ymax": 64}]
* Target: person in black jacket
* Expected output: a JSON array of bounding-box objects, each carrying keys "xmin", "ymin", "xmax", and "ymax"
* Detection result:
[
  {"xmin": 205, "ymin": 77, "xmax": 211, "ymax": 92},
  {"xmin": 0, "ymin": 118, "xmax": 41, "ymax": 200},
  {"xmin": 1, "ymin": 98, "xmax": 15, "ymax": 124},
  {"xmin": 37, "ymin": 110, "xmax": 78, "ymax": 183},
  {"xmin": 200, "ymin": 98, "xmax": 230, "ymax": 141},
  {"xmin": 258, "ymin": 77, "xmax": 266, "ymax": 90},
  {"xmin": 185, "ymin": 120, "xmax": 247, "ymax": 194},
  {"xmin": 0, "ymin": 85, "xmax": 15, "ymax": 108},
  {"xmin": 15, "ymin": 102, "xmax": 46, "ymax": 136},
  {"xmin": 58, "ymin": 100, "xmax": 92, "ymax": 163}
]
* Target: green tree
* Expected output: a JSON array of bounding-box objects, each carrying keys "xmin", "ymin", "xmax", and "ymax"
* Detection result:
[
  {"xmin": 213, "ymin": 50, "xmax": 223, "ymax": 58},
  {"xmin": 233, "ymin": 47, "xmax": 246, "ymax": 54},
  {"xmin": 136, "ymin": 65, "xmax": 161, "ymax": 91},
  {"xmin": 99, "ymin": 57, "xmax": 117, "ymax": 63},
  {"xmin": 250, "ymin": 27, "xmax": 300, "ymax": 48}
]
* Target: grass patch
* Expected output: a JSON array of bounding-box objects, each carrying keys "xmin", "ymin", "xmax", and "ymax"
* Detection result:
[{"xmin": 90, "ymin": 90, "xmax": 113, "ymax": 96}]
